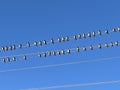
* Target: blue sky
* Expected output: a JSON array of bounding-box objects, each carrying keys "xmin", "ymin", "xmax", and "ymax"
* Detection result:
[{"xmin": 0, "ymin": 0, "xmax": 120, "ymax": 90}]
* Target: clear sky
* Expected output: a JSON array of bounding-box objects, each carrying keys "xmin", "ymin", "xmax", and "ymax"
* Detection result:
[{"xmin": 0, "ymin": 0, "xmax": 120, "ymax": 90}]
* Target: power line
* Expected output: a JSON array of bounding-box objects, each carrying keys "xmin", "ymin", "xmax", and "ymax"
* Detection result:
[
  {"xmin": 0, "ymin": 55, "xmax": 120, "ymax": 73},
  {"xmin": 0, "ymin": 27, "xmax": 119, "ymax": 52},
  {"xmin": 1, "ymin": 40, "xmax": 119, "ymax": 63},
  {"xmin": 21, "ymin": 79, "xmax": 120, "ymax": 90}
]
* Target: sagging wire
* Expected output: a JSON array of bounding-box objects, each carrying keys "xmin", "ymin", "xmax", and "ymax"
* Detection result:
[
  {"xmin": 1, "ymin": 40, "xmax": 119, "ymax": 63},
  {"xmin": 0, "ymin": 27, "xmax": 119, "ymax": 52}
]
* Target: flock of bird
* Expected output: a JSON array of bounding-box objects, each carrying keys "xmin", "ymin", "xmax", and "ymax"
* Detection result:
[{"xmin": 1, "ymin": 27, "xmax": 120, "ymax": 63}]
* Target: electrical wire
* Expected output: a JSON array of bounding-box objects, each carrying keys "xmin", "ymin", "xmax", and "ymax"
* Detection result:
[
  {"xmin": 0, "ymin": 27, "xmax": 119, "ymax": 52},
  {"xmin": 0, "ymin": 40, "xmax": 119, "ymax": 63},
  {"xmin": 20, "ymin": 79, "xmax": 120, "ymax": 90},
  {"xmin": 0, "ymin": 55, "xmax": 120, "ymax": 73}
]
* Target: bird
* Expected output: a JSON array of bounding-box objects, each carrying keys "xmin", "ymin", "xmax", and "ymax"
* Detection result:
[
  {"xmin": 19, "ymin": 44, "xmax": 22, "ymax": 49},
  {"xmin": 78, "ymin": 34, "xmax": 81, "ymax": 39},
  {"xmin": 13, "ymin": 57, "xmax": 16, "ymax": 61},
  {"xmin": 5, "ymin": 46, "xmax": 8, "ymax": 51},
  {"xmin": 88, "ymin": 32, "xmax": 91, "ymax": 37},
  {"xmin": 39, "ymin": 41, "xmax": 42, "ymax": 46},
  {"xmin": 73, "ymin": 35, "xmax": 77, "ymax": 40},
  {"xmin": 38, "ymin": 53, "xmax": 42, "ymax": 58},
  {"xmin": 58, "ymin": 37, "xmax": 61, "ymax": 42},
  {"xmin": 83, "ymin": 46, "xmax": 87, "ymax": 51},
  {"xmin": 7, "ymin": 57, "xmax": 11, "ymax": 62},
  {"xmin": 92, "ymin": 31, "xmax": 96, "ymax": 36},
  {"xmin": 52, "ymin": 51, "xmax": 56, "ymax": 56},
  {"xmin": 57, "ymin": 51, "xmax": 61, "ymax": 55},
  {"xmin": 67, "ymin": 49, "xmax": 71, "ymax": 54},
  {"xmin": 109, "ymin": 42, "xmax": 113, "ymax": 47},
  {"xmin": 90, "ymin": 45, "xmax": 93, "ymax": 50},
  {"xmin": 3, "ymin": 58, "xmax": 6, "ymax": 63},
  {"xmin": 115, "ymin": 41, "xmax": 119, "ymax": 46},
  {"xmin": 65, "ymin": 36, "xmax": 69, "ymax": 41},
  {"xmin": 61, "ymin": 49, "xmax": 65, "ymax": 54},
  {"xmin": 98, "ymin": 44, "xmax": 102, "ymax": 49},
  {"xmin": 112, "ymin": 28, "xmax": 116, "ymax": 32},
  {"xmin": 34, "ymin": 41, "xmax": 38, "ymax": 46},
  {"xmin": 23, "ymin": 55, "xmax": 27, "ymax": 60},
  {"xmin": 98, "ymin": 30, "xmax": 102, "ymax": 35},
  {"xmin": 43, "ymin": 53, "xmax": 47, "ymax": 57},
  {"xmin": 9, "ymin": 46, "xmax": 12, "ymax": 50},
  {"xmin": 105, "ymin": 43, "xmax": 109, "ymax": 47},
  {"xmin": 51, "ymin": 38, "xmax": 54, "ymax": 44},
  {"xmin": 105, "ymin": 29, "xmax": 109, "ymax": 34},
  {"xmin": 47, "ymin": 51, "xmax": 52, "ymax": 56},
  {"xmin": 118, "ymin": 27, "xmax": 120, "ymax": 31},
  {"xmin": 12, "ymin": 45, "xmax": 16, "ymax": 50},
  {"xmin": 27, "ymin": 42, "xmax": 31, "ymax": 47},
  {"xmin": 1, "ymin": 46, "xmax": 5, "ymax": 51},
  {"xmin": 61, "ymin": 37, "xmax": 65, "ymax": 42},
  {"xmin": 76, "ymin": 47, "xmax": 80, "ymax": 52},
  {"xmin": 43, "ymin": 40, "xmax": 47, "ymax": 45},
  {"xmin": 82, "ymin": 33, "xmax": 86, "ymax": 38}
]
